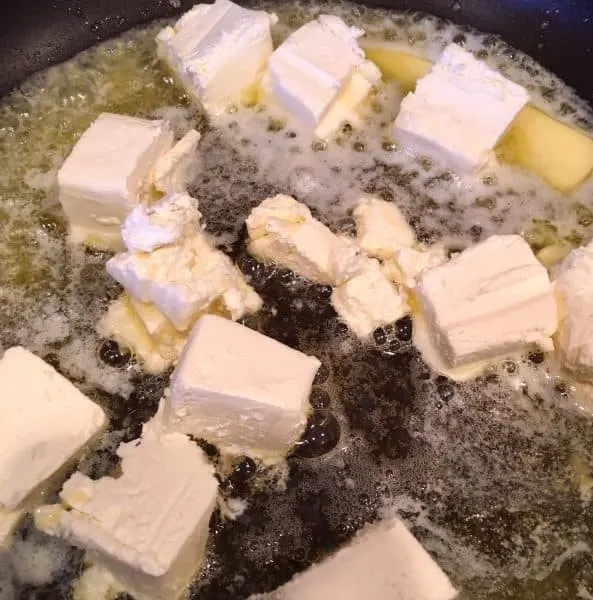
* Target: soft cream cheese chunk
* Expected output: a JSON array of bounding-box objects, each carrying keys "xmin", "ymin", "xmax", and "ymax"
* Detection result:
[
  {"xmin": 165, "ymin": 314, "xmax": 320, "ymax": 458},
  {"xmin": 383, "ymin": 245, "xmax": 447, "ymax": 290},
  {"xmin": 246, "ymin": 194, "xmax": 349, "ymax": 285},
  {"xmin": 153, "ymin": 129, "xmax": 201, "ymax": 194},
  {"xmin": 416, "ymin": 235, "xmax": 557, "ymax": 367},
  {"xmin": 35, "ymin": 428, "xmax": 218, "ymax": 600},
  {"xmin": 353, "ymin": 195, "xmax": 416, "ymax": 259},
  {"xmin": 58, "ymin": 113, "xmax": 174, "ymax": 250},
  {"xmin": 107, "ymin": 193, "xmax": 262, "ymax": 331},
  {"xmin": 156, "ymin": 0, "xmax": 276, "ymax": 111},
  {"xmin": 331, "ymin": 258, "xmax": 409, "ymax": 339},
  {"xmin": 266, "ymin": 15, "xmax": 381, "ymax": 138},
  {"xmin": 394, "ymin": 44, "xmax": 529, "ymax": 172},
  {"xmin": 0, "ymin": 347, "xmax": 106, "ymax": 520},
  {"xmin": 121, "ymin": 192, "xmax": 200, "ymax": 252},
  {"xmin": 554, "ymin": 245, "xmax": 593, "ymax": 381},
  {"xmin": 249, "ymin": 518, "xmax": 457, "ymax": 600},
  {"xmin": 352, "ymin": 195, "xmax": 446, "ymax": 290}
]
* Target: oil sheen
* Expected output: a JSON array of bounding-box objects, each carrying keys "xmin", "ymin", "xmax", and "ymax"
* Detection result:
[{"xmin": 1, "ymin": 2, "xmax": 593, "ymax": 599}]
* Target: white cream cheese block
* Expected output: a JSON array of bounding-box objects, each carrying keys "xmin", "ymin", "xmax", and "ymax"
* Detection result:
[
  {"xmin": 331, "ymin": 258, "xmax": 409, "ymax": 339},
  {"xmin": 394, "ymin": 43, "xmax": 529, "ymax": 172},
  {"xmin": 246, "ymin": 194, "xmax": 349, "ymax": 285},
  {"xmin": 153, "ymin": 129, "xmax": 201, "ymax": 194},
  {"xmin": 107, "ymin": 193, "xmax": 262, "ymax": 331},
  {"xmin": 165, "ymin": 314, "xmax": 320, "ymax": 458},
  {"xmin": 554, "ymin": 245, "xmax": 593, "ymax": 381},
  {"xmin": 58, "ymin": 113, "xmax": 174, "ymax": 249},
  {"xmin": 0, "ymin": 347, "xmax": 106, "ymax": 538},
  {"xmin": 156, "ymin": 0, "xmax": 276, "ymax": 111},
  {"xmin": 249, "ymin": 518, "xmax": 457, "ymax": 600},
  {"xmin": 266, "ymin": 15, "xmax": 381, "ymax": 138},
  {"xmin": 416, "ymin": 234, "xmax": 557, "ymax": 367},
  {"xmin": 353, "ymin": 195, "xmax": 416, "ymax": 260},
  {"xmin": 35, "ymin": 427, "xmax": 218, "ymax": 600}
]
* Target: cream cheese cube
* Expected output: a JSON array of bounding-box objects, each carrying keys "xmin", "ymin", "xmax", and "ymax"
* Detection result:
[
  {"xmin": 156, "ymin": 0, "xmax": 276, "ymax": 111},
  {"xmin": 153, "ymin": 130, "xmax": 201, "ymax": 194},
  {"xmin": 267, "ymin": 15, "xmax": 381, "ymax": 137},
  {"xmin": 249, "ymin": 518, "xmax": 457, "ymax": 600},
  {"xmin": 394, "ymin": 44, "xmax": 529, "ymax": 172},
  {"xmin": 0, "ymin": 347, "xmax": 106, "ymax": 514},
  {"xmin": 331, "ymin": 260, "xmax": 408, "ymax": 339},
  {"xmin": 121, "ymin": 192, "xmax": 200, "ymax": 253},
  {"xmin": 107, "ymin": 194, "xmax": 262, "ymax": 331},
  {"xmin": 166, "ymin": 314, "xmax": 320, "ymax": 458},
  {"xmin": 554, "ymin": 246, "xmax": 593, "ymax": 381},
  {"xmin": 58, "ymin": 113, "xmax": 174, "ymax": 249},
  {"xmin": 353, "ymin": 195, "xmax": 416, "ymax": 260},
  {"xmin": 35, "ymin": 429, "xmax": 218, "ymax": 600},
  {"xmin": 246, "ymin": 194, "xmax": 348, "ymax": 285},
  {"xmin": 416, "ymin": 235, "xmax": 557, "ymax": 367}
]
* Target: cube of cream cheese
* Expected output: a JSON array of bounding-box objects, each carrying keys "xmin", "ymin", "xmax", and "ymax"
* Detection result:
[
  {"xmin": 267, "ymin": 15, "xmax": 381, "ymax": 137},
  {"xmin": 554, "ymin": 245, "xmax": 593, "ymax": 381},
  {"xmin": 165, "ymin": 314, "xmax": 321, "ymax": 458},
  {"xmin": 156, "ymin": 0, "xmax": 276, "ymax": 111},
  {"xmin": 353, "ymin": 195, "xmax": 417, "ymax": 260},
  {"xmin": 331, "ymin": 258, "xmax": 409, "ymax": 339},
  {"xmin": 394, "ymin": 44, "xmax": 529, "ymax": 172},
  {"xmin": 0, "ymin": 347, "xmax": 106, "ymax": 534},
  {"xmin": 107, "ymin": 193, "xmax": 262, "ymax": 331},
  {"xmin": 35, "ymin": 429, "xmax": 218, "ymax": 600},
  {"xmin": 246, "ymin": 194, "xmax": 349, "ymax": 285},
  {"xmin": 416, "ymin": 234, "xmax": 557, "ymax": 367},
  {"xmin": 58, "ymin": 113, "xmax": 174, "ymax": 250},
  {"xmin": 249, "ymin": 518, "xmax": 457, "ymax": 600}
]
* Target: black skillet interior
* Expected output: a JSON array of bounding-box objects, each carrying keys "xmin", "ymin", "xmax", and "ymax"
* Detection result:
[{"xmin": 2, "ymin": 2, "xmax": 593, "ymax": 600}]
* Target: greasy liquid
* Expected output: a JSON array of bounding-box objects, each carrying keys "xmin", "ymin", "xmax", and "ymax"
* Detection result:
[{"xmin": 1, "ymin": 2, "xmax": 593, "ymax": 599}]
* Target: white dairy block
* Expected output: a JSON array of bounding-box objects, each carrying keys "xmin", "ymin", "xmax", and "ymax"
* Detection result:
[
  {"xmin": 0, "ymin": 347, "xmax": 106, "ymax": 514},
  {"xmin": 353, "ymin": 195, "xmax": 416, "ymax": 260},
  {"xmin": 246, "ymin": 194, "xmax": 349, "ymax": 285},
  {"xmin": 156, "ymin": 0, "xmax": 276, "ymax": 111},
  {"xmin": 249, "ymin": 518, "xmax": 457, "ymax": 600},
  {"xmin": 35, "ymin": 428, "xmax": 218, "ymax": 600},
  {"xmin": 331, "ymin": 260, "xmax": 409, "ymax": 339},
  {"xmin": 166, "ymin": 314, "xmax": 321, "ymax": 458},
  {"xmin": 57, "ymin": 113, "xmax": 174, "ymax": 249},
  {"xmin": 554, "ymin": 246, "xmax": 593, "ymax": 381},
  {"xmin": 416, "ymin": 235, "xmax": 557, "ymax": 367},
  {"xmin": 121, "ymin": 192, "xmax": 200, "ymax": 253},
  {"xmin": 153, "ymin": 130, "xmax": 201, "ymax": 194},
  {"xmin": 107, "ymin": 195, "xmax": 262, "ymax": 331},
  {"xmin": 266, "ymin": 15, "xmax": 381, "ymax": 138},
  {"xmin": 393, "ymin": 43, "xmax": 529, "ymax": 172}
]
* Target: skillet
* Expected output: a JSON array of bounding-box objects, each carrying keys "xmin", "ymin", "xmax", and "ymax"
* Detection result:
[{"xmin": 1, "ymin": 1, "xmax": 593, "ymax": 600}]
